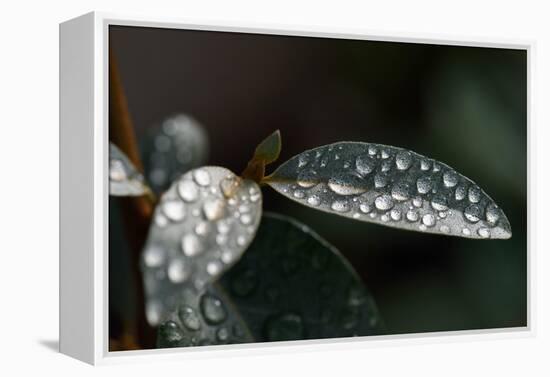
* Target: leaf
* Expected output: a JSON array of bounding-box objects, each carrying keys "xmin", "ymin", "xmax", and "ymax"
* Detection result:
[
  {"xmin": 156, "ymin": 213, "xmax": 383, "ymax": 348},
  {"xmin": 142, "ymin": 114, "xmax": 209, "ymax": 194},
  {"xmin": 253, "ymin": 129, "xmax": 281, "ymax": 165},
  {"xmin": 109, "ymin": 143, "xmax": 149, "ymax": 196},
  {"xmin": 141, "ymin": 166, "xmax": 262, "ymax": 326},
  {"xmin": 265, "ymin": 142, "xmax": 512, "ymax": 240}
]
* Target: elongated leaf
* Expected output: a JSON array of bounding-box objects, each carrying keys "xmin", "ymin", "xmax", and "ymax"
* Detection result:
[
  {"xmin": 141, "ymin": 166, "xmax": 262, "ymax": 326},
  {"xmin": 157, "ymin": 213, "xmax": 382, "ymax": 348},
  {"xmin": 109, "ymin": 143, "xmax": 149, "ymax": 196},
  {"xmin": 265, "ymin": 142, "xmax": 511, "ymax": 239},
  {"xmin": 142, "ymin": 114, "xmax": 209, "ymax": 194}
]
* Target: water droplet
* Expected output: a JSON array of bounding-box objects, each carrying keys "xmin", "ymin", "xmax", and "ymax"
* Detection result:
[
  {"xmin": 216, "ymin": 234, "xmax": 227, "ymax": 245},
  {"xmin": 296, "ymin": 170, "xmax": 318, "ymax": 188},
  {"xmin": 220, "ymin": 249, "xmax": 234, "ymax": 263},
  {"xmin": 431, "ymin": 195, "xmax": 448, "ymax": 211},
  {"xmin": 200, "ymin": 294, "xmax": 227, "ymax": 324},
  {"xmin": 381, "ymin": 214, "xmax": 390, "ymax": 222},
  {"xmin": 486, "ymin": 205, "xmax": 500, "ymax": 224},
  {"xmin": 433, "ymin": 163, "xmax": 441, "ymax": 172},
  {"xmin": 359, "ymin": 203, "xmax": 372, "ymax": 213},
  {"xmin": 264, "ymin": 313, "xmax": 304, "ymax": 341},
  {"xmin": 155, "ymin": 213, "xmax": 169, "ymax": 227},
  {"xmin": 298, "ymin": 155, "xmax": 309, "ymax": 168},
  {"xmin": 443, "ymin": 171, "xmax": 458, "ymax": 188},
  {"xmin": 109, "ymin": 159, "xmax": 127, "ymax": 181},
  {"xmin": 422, "ymin": 213, "xmax": 436, "ymax": 227},
  {"xmin": 161, "ymin": 200, "xmax": 186, "ymax": 222},
  {"xmin": 195, "ymin": 221, "xmax": 210, "ymax": 236},
  {"xmin": 381, "ymin": 159, "xmax": 392, "ymax": 172},
  {"xmin": 237, "ymin": 235, "xmax": 247, "ymax": 246},
  {"xmin": 356, "ymin": 154, "xmax": 377, "ymax": 175},
  {"xmin": 159, "ymin": 321, "xmax": 183, "ymax": 344},
  {"xmin": 220, "ymin": 175, "xmax": 240, "ymax": 198},
  {"xmin": 412, "ymin": 197, "xmax": 423, "ymax": 208},
  {"xmin": 390, "ymin": 208, "xmax": 402, "ymax": 221},
  {"xmin": 146, "ymin": 301, "xmax": 162, "ymax": 326},
  {"xmin": 368, "ymin": 146, "xmax": 377, "ymax": 155},
  {"xmin": 206, "ymin": 260, "xmax": 223, "ymax": 276},
  {"xmin": 374, "ymin": 174, "xmax": 388, "ymax": 188},
  {"xmin": 307, "ymin": 195, "xmax": 321, "ymax": 206},
  {"xmin": 381, "ymin": 150, "xmax": 390, "ymax": 159},
  {"xmin": 416, "ymin": 176, "xmax": 432, "ymax": 194},
  {"xmin": 203, "ymin": 198, "xmax": 225, "ymax": 221},
  {"xmin": 179, "ymin": 306, "xmax": 201, "ymax": 331},
  {"xmin": 143, "ymin": 245, "xmax": 165, "ymax": 267},
  {"xmin": 167, "ymin": 259, "xmax": 189, "ymax": 283},
  {"xmin": 395, "ymin": 151, "xmax": 412, "ymax": 170},
  {"xmin": 178, "ymin": 180, "xmax": 199, "ymax": 202},
  {"xmin": 293, "ymin": 190, "xmax": 305, "ymax": 199},
  {"xmin": 462, "ymin": 228, "xmax": 471, "ymax": 236},
  {"xmin": 328, "ymin": 172, "xmax": 367, "ymax": 195},
  {"xmin": 455, "ymin": 185, "xmax": 467, "ymax": 200},
  {"xmin": 440, "ymin": 225, "xmax": 450, "ymax": 233},
  {"xmin": 331, "ymin": 200, "xmax": 350, "ymax": 212},
  {"xmin": 240, "ymin": 213, "xmax": 253, "ymax": 225},
  {"xmin": 353, "ymin": 213, "xmax": 361, "ymax": 219},
  {"xmin": 216, "ymin": 327, "xmax": 229, "ymax": 342},
  {"xmin": 420, "ymin": 160, "xmax": 431, "ymax": 171},
  {"xmin": 181, "ymin": 234, "xmax": 204, "ymax": 256},
  {"xmin": 375, "ymin": 194, "xmax": 394, "ymax": 211},
  {"xmin": 391, "ymin": 181, "xmax": 411, "ymax": 201},
  {"xmin": 464, "ymin": 204, "xmax": 482, "ymax": 223},
  {"xmin": 406, "ymin": 210, "xmax": 419, "ymax": 222},
  {"xmin": 193, "ymin": 169, "xmax": 211, "ymax": 186},
  {"xmin": 478, "ymin": 228, "xmax": 490, "ymax": 238},
  {"xmin": 468, "ymin": 186, "xmax": 481, "ymax": 203}
]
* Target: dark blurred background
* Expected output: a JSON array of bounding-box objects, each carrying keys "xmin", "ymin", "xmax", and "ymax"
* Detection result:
[{"xmin": 109, "ymin": 25, "xmax": 527, "ymax": 336}]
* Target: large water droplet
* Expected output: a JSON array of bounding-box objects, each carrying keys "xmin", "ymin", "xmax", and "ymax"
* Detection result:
[
  {"xmin": 391, "ymin": 181, "xmax": 411, "ymax": 201},
  {"xmin": 264, "ymin": 313, "xmax": 304, "ymax": 341},
  {"xmin": 443, "ymin": 171, "xmax": 458, "ymax": 188},
  {"xmin": 486, "ymin": 205, "xmax": 500, "ymax": 224},
  {"xmin": 178, "ymin": 306, "xmax": 201, "ymax": 331},
  {"xmin": 464, "ymin": 204, "xmax": 482, "ymax": 223},
  {"xmin": 375, "ymin": 194, "xmax": 394, "ymax": 211},
  {"xmin": 307, "ymin": 195, "xmax": 321, "ymax": 206},
  {"xmin": 167, "ymin": 259, "xmax": 190, "ymax": 283},
  {"xmin": 406, "ymin": 209, "xmax": 419, "ymax": 222},
  {"xmin": 359, "ymin": 202, "xmax": 371, "ymax": 213},
  {"xmin": 331, "ymin": 200, "xmax": 350, "ymax": 212},
  {"xmin": 203, "ymin": 198, "xmax": 225, "ymax": 221},
  {"xmin": 181, "ymin": 234, "xmax": 204, "ymax": 256},
  {"xmin": 395, "ymin": 151, "xmax": 412, "ymax": 170},
  {"xmin": 328, "ymin": 172, "xmax": 367, "ymax": 195},
  {"xmin": 356, "ymin": 154, "xmax": 377, "ymax": 176},
  {"xmin": 374, "ymin": 174, "xmax": 388, "ymax": 188},
  {"xmin": 431, "ymin": 194, "xmax": 448, "ymax": 211},
  {"xmin": 178, "ymin": 180, "xmax": 199, "ymax": 202},
  {"xmin": 162, "ymin": 200, "xmax": 186, "ymax": 222},
  {"xmin": 416, "ymin": 176, "xmax": 432, "ymax": 194},
  {"xmin": 296, "ymin": 170, "xmax": 318, "ymax": 188},
  {"xmin": 193, "ymin": 169, "xmax": 211, "ymax": 186},
  {"xmin": 390, "ymin": 208, "xmax": 402, "ymax": 221},
  {"xmin": 455, "ymin": 185, "xmax": 467, "ymax": 200},
  {"xmin": 468, "ymin": 186, "xmax": 481, "ymax": 203},
  {"xmin": 200, "ymin": 294, "xmax": 227, "ymax": 325},
  {"xmin": 420, "ymin": 159, "xmax": 431, "ymax": 171}
]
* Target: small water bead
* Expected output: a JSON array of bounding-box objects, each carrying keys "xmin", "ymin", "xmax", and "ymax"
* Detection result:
[
  {"xmin": 464, "ymin": 204, "xmax": 482, "ymax": 223},
  {"xmin": 390, "ymin": 208, "xmax": 402, "ymax": 221},
  {"xmin": 462, "ymin": 228, "xmax": 471, "ymax": 236},
  {"xmin": 353, "ymin": 213, "xmax": 361, "ymax": 219},
  {"xmin": 195, "ymin": 221, "xmax": 210, "ymax": 236},
  {"xmin": 146, "ymin": 301, "xmax": 162, "ymax": 326},
  {"xmin": 203, "ymin": 198, "xmax": 225, "ymax": 221},
  {"xmin": 250, "ymin": 193, "xmax": 261, "ymax": 202},
  {"xmin": 381, "ymin": 159, "xmax": 392, "ymax": 172},
  {"xmin": 217, "ymin": 327, "xmax": 229, "ymax": 342},
  {"xmin": 220, "ymin": 175, "xmax": 240, "ymax": 198},
  {"xmin": 162, "ymin": 200, "xmax": 186, "ymax": 222},
  {"xmin": 293, "ymin": 190, "xmax": 305, "ymax": 199},
  {"xmin": 468, "ymin": 186, "xmax": 481, "ymax": 203},
  {"xmin": 296, "ymin": 170, "xmax": 319, "ymax": 188},
  {"xmin": 369, "ymin": 212, "xmax": 376, "ymax": 219},
  {"xmin": 179, "ymin": 306, "xmax": 201, "ymax": 331},
  {"xmin": 416, "ymin": 176, "xmax": 433, "ymax": 194},
  {"xmin": 412, "ymin": 197, "xmax": 423, "ymax": 208},
  {"xmin": 395, "ymin": 151, "xmax": 412, "ymax": 170},
  {"xmin": 167, "ymin": 259, "xmax": 190, "ymax": 283},
  {"xmin": 109, "ymin": 160, "xmax": 126, "ymax": 181},
  {"xmin": 443, "ymin": 171, "xmax": 459, "ymax": 188},
  {"xmin": 237, "ymin": 235, "xmax": 246, "ymax": 246},
  {"xmin": 155, "ymin": 213, "xmax": 169, "ymax": 228},
  {"xmin": 298, "ymin": 155, "xmax": 309, "ymax": 168},
  {"xmin": 405, "ymin": 210, "xmax": 418, "ymax": 222},
  {"xmin": 381, "ymin": 150, "xmax": 390, "ymax": 159},
  {"xmin": 181, "ymin": 234, "xmax": 204, "ymax": 256},
  {"xmin": 143, "ymin": 245, "xmax": 165, "ymax": 268},
  {"xmin": 328, "ymin": 172, "xmax": 368, "ymax": 195},
  {"xmin": 335, "ymin": 154, "xmax": 340, "ymax": 160},
  {"xmin": 419, "ymin": 224, "xmax": 427, "ymax": 231},
  {"xmin": 307, "ymin": 195, "xmax": 321, "ymax": 206},
  {"xmin": 216, "ymin": 234, "xmax": 227, "ymax": 246},
  {"xmin": 440, "ymin": 225, "xmax": 450, "ymax": 233},
  {"xmin": 200, "ymin": 294, "xmax": 227, "ymax": 325},
  {"xmin": 320, "ymin": 157, "xmax": 329, "ymax": 167},
  {"xmin": 192, "ymin": 208, "xmax": 200, "ymax": 217},
  {"xmin": 381, "ymin": 214, "xmax": 390, "ymax": 222},
  {"xmin": 431, "ymin": 195, "xmax": 448, "ymax": 211},
  {"xmin": 359, "ymin": 203, "xmax": 372, "ymax": 213},
  {"xmin": 486, "ymin": 205, "xmax": 500, "ymax": 224},
  {"xmin": 478, "ymin": 228, "xmax": 490, "ymax": 238},
  {"xmin": 374, "ymin": 174, "xmax": 388, "ymax": 188},
  {"xmin": 221, "ymin": 250, "xmax": 234, "ymax": 264},
  {"xmin": 420, "ymin": 159, "xmax": 431, "ymax": 171},
  {"xmin": 375, "ymin": 194, "xmax": 394, "ymax": 211},
  {"xmin": 240, "ymin": 213, "xmax": 253, "ymax": 225},
  {"xmin": 455, "ymin": 185, "xmax": 467, "ymax": 200},
  {"xmin": 206, "ymin": 260, "xmax": 223, "ymax": 276},
  {"xmin": 193, "ymin": 169, "xmax": 211, "ymax": 186},
  {"xmin": 217, "ymin": 220, "xmax": 231, "ymax": 234},
  {"xmin": 356, "ymin": 154, "xmax": 377, "ymax": 176},
  {"xmin": 391, "ymin": 182, "xmax": 411, "ymax": 201},
  {"xmin": 178, "ymin": 180, "xmax": 199, "ymax": 202},
  {"xmin": 439, "ymin": 211, "xmax": 448, "ymax": 219},
  {"xmin": 331, "ymin": 200, "xmax": 350, "ymax": 212},
  {"xmin": 432, "ymin": 163, "xmax": 441, "ymax": 172},
  {"xmin": 422, "ymin": 214, "xmax": 436, "ymax": 227}
]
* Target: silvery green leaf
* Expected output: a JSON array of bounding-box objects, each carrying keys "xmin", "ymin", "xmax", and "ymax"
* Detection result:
[
  {"xmin": 265, "ymin": 142, "xmax": 511, "ymax": 240},
  {"xmin": 141, "ymin": 166, "xmax": 262, "ymax": 326},
  {"xmin": 143, "ymin": 114, "xmax": 209, "ymax": 194},
  {"xmin": 157, "ymin": 213, "xmax": 382, "ymax": 348},
  {"xmin": 109, "ymin": 143, "xmax": 149, "ymax": 196},
  {"xmin": 253, "ymin": 129, "xmax": 281, "ymax": 165}
]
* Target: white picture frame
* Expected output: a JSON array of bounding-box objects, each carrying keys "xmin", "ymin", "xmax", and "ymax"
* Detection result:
[{"xmin": 59, "ymin": 11, "xmax": 533, "ymax": 365}]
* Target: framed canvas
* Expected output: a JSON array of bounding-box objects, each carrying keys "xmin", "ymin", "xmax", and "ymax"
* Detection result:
[{"xmin": 59, "ymin": 11, "xmax": 532, "ymax": 365}]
